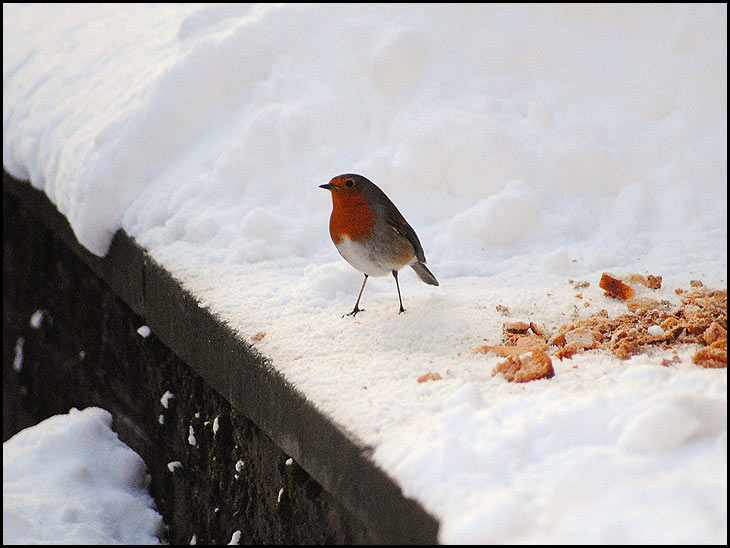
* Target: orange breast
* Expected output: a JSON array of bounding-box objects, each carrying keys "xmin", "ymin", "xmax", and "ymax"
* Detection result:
[{"xmin": 329, "ymin": 190, "xmax": 375, "ymax": 244}]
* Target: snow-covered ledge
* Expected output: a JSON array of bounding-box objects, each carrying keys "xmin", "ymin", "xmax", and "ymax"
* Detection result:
[{"xmin": 4, "ymin": 172, "xmax": 439, "ymax": 544}]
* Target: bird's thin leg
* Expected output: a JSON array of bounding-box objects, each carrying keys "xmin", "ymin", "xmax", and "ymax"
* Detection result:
[
  {"xmin": 393, "ymin": 270, "xmax": 405, "ymax": 314},
  {"xmin": 345, "ymin": 274, "xmax": 368, "ymax": 317}
]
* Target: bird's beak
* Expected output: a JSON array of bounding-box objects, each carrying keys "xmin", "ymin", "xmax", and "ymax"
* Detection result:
[{"xmin": 319, "ymin": 183, "xmax": 335, "ymax": 190}]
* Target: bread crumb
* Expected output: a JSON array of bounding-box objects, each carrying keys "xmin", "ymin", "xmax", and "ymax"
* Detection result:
[
  {"xmin": 646, "ymin": 274, "xmax": 663, "ymax": 290},
  {"xmin": 703, "ymin": 322, "xmax": 727, "ymax": 346},
  {"xmin": 475, "ymin": 282, "xmax": 726, "ymax": 367},
  {"xmin": 692, "ymin": 347, "xmax": 727, "ymax": 368},
  {"xmin": 569, "ymin": 280, "xmax": 590, "ymax": 290},
  {"xmin": 417, "ymin": 371, "xmax": 443, "ymax": 383},
  {"xmin": 504, "ymin": 321, "xmax": 531, "ymax": 334},
  {"xmin": 626, "ymin": 273, "xmax": 662, "ymax": 290},
  {"xmin": 599, "ymin": 272, "xmax": 636, "ymax": 300},
  {"xmin": 626, "ymin": 297, "xmax": 662, "ymax": 312},
  {"xmin": 710, "ymin": 338, "xmax": 727, "ymax": 350},
  {"xmin": 492, "ymin": 350, "xmax": 554, "ymax": 382},
  {"xmin": 529, "ymin": 322, "xmax": 545, "ymax": 337}
]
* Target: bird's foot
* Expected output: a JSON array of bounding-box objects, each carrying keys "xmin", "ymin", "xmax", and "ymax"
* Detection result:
[{"xmin": 343, "ymin": 306, "xmax": 363, "ymax": 318}]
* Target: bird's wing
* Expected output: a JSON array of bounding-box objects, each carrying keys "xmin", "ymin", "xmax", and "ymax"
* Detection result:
[
  {"xmin": 388, "ymin": 215, "xmax": 427, "ymax": 263},
  {"xmin": 368, "ymin": 182, "xmax": 428, "ymax": 263}
]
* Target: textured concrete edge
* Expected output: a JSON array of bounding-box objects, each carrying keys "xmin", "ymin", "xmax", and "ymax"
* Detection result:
[{"xmin": 3, "ymin": 172, "xmax": 440, "ymax": 545}]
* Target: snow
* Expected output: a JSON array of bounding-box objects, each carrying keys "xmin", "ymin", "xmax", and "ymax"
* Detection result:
[
  {"xmin": 228, "ymin": 529, "xmax": 242, "ymax": 545},
  {"xmin": 3, "ymin": 3, "xmax": 727, "ymax": 544},
  {"xmin": 12, "ymin": 337, "xmax": 24, "ymax": 372},
  {"xmin": 2, "ymin": 407, "xmax": 164, "ymax": 544},
  {"xmin": 167, "ymin": 461, "xmax": 183, "ymax": 473},
  {"xmin": 160, "ymin": 390, "xmax": 175, "ymax": 409},
  {"xmin": 29, "ymin": 309, "xmax": 44, "ymax": 329},
  {"xmin": 379, "ymin": 353, "xmax": 726, "ymax": 544}
]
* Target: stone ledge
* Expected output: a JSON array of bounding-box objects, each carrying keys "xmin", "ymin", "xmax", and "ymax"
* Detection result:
[{"xmin": 3, "ymin": 172, "xmax": 439, "ymax": 544}]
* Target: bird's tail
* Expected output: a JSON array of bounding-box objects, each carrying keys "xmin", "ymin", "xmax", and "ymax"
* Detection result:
[{"xmin": 411, "ymin": 262, "xmax": 439, "ymax": 286}]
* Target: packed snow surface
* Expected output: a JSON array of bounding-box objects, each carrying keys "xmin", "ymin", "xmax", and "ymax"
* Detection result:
[{"xmin": 3, "ymin": 4, "xmax": 727, "ymax": 544}]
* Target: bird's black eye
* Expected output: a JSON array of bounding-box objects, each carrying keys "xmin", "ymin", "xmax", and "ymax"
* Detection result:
[{"xmin": 345, "ymin": 179, "xmax": 354, "ymax": 187}]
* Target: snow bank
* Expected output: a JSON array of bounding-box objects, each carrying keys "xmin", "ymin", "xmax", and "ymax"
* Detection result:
[
  {"xmin": 3, "ymin": 407, "xmax": 164, "ymax": 544},
  {"xmin": 4, "ymin": 4, "xmax": 726, "ymax": 271}
]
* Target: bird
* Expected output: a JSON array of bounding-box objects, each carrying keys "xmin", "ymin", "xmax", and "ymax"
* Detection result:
[{"xmin": 320, "ymin": 173, "xmax": 438, "ymax": 317}]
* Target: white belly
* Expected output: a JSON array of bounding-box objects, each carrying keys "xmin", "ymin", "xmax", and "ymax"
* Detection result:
[{"xmin": 335, "ymin": 235, "xmax": 405, "ymax": 276}]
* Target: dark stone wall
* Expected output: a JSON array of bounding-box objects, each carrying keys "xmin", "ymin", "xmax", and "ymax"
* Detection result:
[{"xmin": 3, "ymin": 188, "xmax": 374, "ymax": 544}]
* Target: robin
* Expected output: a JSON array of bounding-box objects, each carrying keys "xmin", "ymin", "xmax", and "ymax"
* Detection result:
[{"xmin": 320, "ymin": 173, "xmax": 439, "ymax": 316}]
